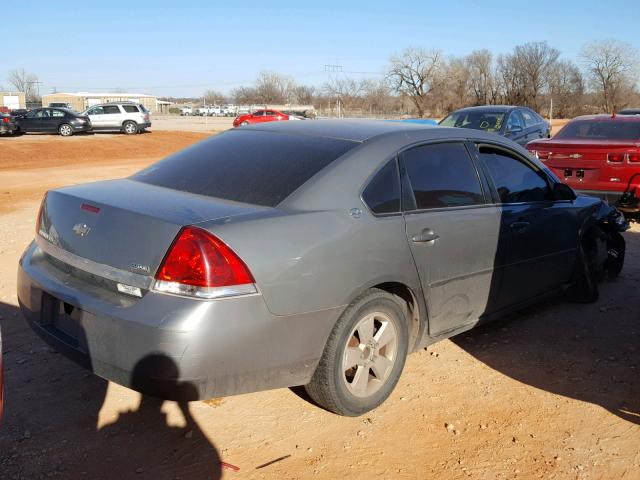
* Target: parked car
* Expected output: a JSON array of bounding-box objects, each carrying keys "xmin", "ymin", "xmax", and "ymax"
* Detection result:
[
  {"xmin": 195, "ymin": 106, "xmax": 210, "ymax": 116},
  {"xmin": 0, "ymin": 106, "xmax": 10, "ymax": 114},
  {"xmin": 527, "ymin": 113, "xmax": 640, "ymax": 212},
  {"xmin": 618, "ymin": 108, "xmax": 640, "ymax": 115},
  {"xmin": 18, "ymin": 120, "xmax": 627, "ymax": 416},
  {"xmin": 0, "ymin": 113, "xmax": 17, "ymax": 135},
  {"xmin": 180, "ymin": 106, "xmax": 193, "ymax": 116},
  {"xmin": 83, "ymin": 103, "xmax": 151, "ymax": 134},
  {"xmin": 13, "ymin": 107, "xmax": 91, "ymax": 136},
  {"xmin": 233, "ymin": 109, "xmax": 290, "ymax": 127},
  {"xmin": 439, "ymin": 105, "xmax": 550, "ymax": 146},
  {"xmin": 48, "ymin": 102, "xmax": 74, "ymax": 111}
]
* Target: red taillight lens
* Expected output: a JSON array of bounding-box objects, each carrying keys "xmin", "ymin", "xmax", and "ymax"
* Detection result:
[
  {"xmin": 35, "ymin": 194, "xmax": 46, "ymax": 235},
  {"xmin": 2, "ymin": 117, "xmax": 9, "ymax": 124},
  {"xmin": 156, "ymin": 226, "xmax": 254, "ymax": 288},
  {"xmin": 607, "ymin": 153, "xmax": 624, "ymax": 163},
  {"xmin": 537, "ymin": 151, "xmax": 550, "ymax": 160},
  {"xmin": 627, "ymin": 153, "xmax": 640, "ymax": 163}
]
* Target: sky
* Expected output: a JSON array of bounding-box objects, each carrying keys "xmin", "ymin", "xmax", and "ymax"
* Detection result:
[{"xmin": 3, "ymin": 0, "xmax": 640, "ymax": 98}]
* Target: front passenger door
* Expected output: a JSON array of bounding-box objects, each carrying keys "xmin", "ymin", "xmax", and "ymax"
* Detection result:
[
  {"xmin": 474, "ymin": 144, "xmax": 577, "ymax": 309},
  {"xmin": 402, "ymin": 142, "xmax": 503, "ymax": 336}
]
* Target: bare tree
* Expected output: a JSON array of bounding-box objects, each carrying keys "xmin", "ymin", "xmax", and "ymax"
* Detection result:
[
  {"xmin": 254, "ymin": 71, "xmax": 296, "ymax": 104},
  {"xmin": 547, "ymin": 60, "xmax": 585, "ymax": 118},
  {"xmin": 203, "ymin": 89, "xmax": 226, "ymax": 105},
  {"xmin": 231, "ymin": 86, "xmax": 259, "ymax": 105},
  {"xmin": 466, "ymin": 49, "xmax": 497, "ymax": 105},
  {"xmin": 291, "ymin": 85, "xmax": 315, "ymax": 105},
  {"xmin": 7, "ymin": 68, "xmax": 40, "ymax": 101},
  {"xmin": 387, "ymin": 48, "xmax": 444, "ymax": 117},
  {"xmin": 581, "ymin": 39, "xmax": 639, "ymax": 112},
  {"xmin": 513, "ymin": 42, "xmax": 560, "ymax": 110}
]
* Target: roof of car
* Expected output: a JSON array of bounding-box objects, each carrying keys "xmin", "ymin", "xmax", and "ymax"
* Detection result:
[
  {"xmin": 237, "ymin": 119, "xmax": 436, "ymax": 142},
  {"xmin": 450, "ymin": 105, "xmax": 521, "ymax": 113},
  {"xmin": 570, "ymin": 114, "xmax": 640, "ymax": 122}
]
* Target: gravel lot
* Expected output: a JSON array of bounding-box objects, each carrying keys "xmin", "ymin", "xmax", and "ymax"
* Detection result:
[{"xmin": 0, "ymin": 129, "xmax": 638, "ymax": 479}]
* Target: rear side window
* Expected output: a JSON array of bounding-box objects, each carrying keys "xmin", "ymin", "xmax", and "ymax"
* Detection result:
[
  {"xmin": 103, "ymin": 105, "xmax": 120, "ymax": 114},
  {"xmin": 402, "ymin": 142, "xmax": 484, "ymax": 210},
  {"xmin": 478, "ymin": 146, "xmax": 550, "ymax": 203},
  {"xmin": 362, "ymin": 160, "xmax": 400, "ymax": 214},
  {"xmin": 123, "ymin": 105, "xmax": 139, "ymax": 113},
  {"xmin": 132, "ymin": 130, "xmax": 358, "ymax": 207},
  {"xmin": 521, "ymin": 109, "xmax": 540, "ymax": 127}
]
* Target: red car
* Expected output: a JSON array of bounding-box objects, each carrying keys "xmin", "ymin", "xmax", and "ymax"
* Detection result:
[
  {"xmin": 527, "ymin": 114, "xmax": 640, "ymax": 212},
  {"xmin": 232, "ymin": 109, "xmax": 290, "ymax": 127}
]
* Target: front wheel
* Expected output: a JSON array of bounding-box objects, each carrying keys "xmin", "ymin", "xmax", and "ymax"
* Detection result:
[
  {"xmin": 58, "ymin": 124, "xmax": 73, "ymax": 136},
  {"xmin": 123, "ymin": 121, "xmax": 138, "ymax": 135},
  {"xmin": 305, "ymin": 289, "xmax": 409, "ymax": 416}
]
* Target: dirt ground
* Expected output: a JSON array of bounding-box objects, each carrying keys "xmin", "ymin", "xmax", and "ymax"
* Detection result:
[{"xmin": 0, "ymin": 129, "xmax": 638, "ymax": 480}]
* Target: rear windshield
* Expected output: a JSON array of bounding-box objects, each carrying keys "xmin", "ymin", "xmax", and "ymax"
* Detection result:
[
  {"xmin": 439, "ymin": 111, "xmax": 506, "ymax": 133},
  {"xmin": 132, "ymin": 130, "xmax": 358, "ymax": 206},
  {"xmin": 555, "ymin": 120, "xmax": 640, "ymax": 141}
]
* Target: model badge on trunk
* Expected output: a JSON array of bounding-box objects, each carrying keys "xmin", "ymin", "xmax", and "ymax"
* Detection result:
[
  {"xmin": 569, "ymin": 153, "xmax": 582, "ymax": 159},
  {"xmin": 72, "ymin": 223, "xmax": 91, "ymax": 237}
]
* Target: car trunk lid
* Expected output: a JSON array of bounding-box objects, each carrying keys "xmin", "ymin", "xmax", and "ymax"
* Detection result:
[
  {"xmin": 38, "ymin": 179, "xmax": 266, "ymax": 279},
  {"xmin": 530, "ymin": 140, "xmax": 640, "ymax": 191}
]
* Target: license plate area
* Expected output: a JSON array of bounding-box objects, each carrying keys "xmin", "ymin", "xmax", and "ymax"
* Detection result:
[{"xmin": 40, "ymin": 292, "xmax": 88, "ymax": 353}]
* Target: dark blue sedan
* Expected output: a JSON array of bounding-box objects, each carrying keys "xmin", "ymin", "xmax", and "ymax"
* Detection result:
[{"xmin": 439, "ymin": 105, "xmax": 550, "ymax": 146}]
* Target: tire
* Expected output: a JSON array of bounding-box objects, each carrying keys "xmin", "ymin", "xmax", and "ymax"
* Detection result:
[
  {"xmin": 566, "ymin": 238, "xmax": 600, "ymax": 303},
  {"xmin": 58, "ymin": 124, "xmax": 73, "ymax": 137},
  {"xmin": 304, "ymin": 289, "xmax": 409, "ymax": 416},
  {"xmin": 605, "ymin": 231, "xmax": 625, "ymax": 279},
  {"xmin": 123, "ymin": 121, "xmax": 138, "ymax": 135}
]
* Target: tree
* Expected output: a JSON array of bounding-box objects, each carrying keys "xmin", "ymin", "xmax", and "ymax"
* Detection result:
[
  {"xmin": 7, "ymin": 68, "xmax": 40, "ymax": 102},
  {"xmin": 254, "ymin": 71, "xmax": 295, "ymax": 104},
  {"xmin": 547, "ymin": 60, "xmax": 585, "ymax": 118},
  {"xmin": 580, "ymin": 39, "xmax": 639, "ymax": 112},
  {"xmin": 387, "ymin": 48, "xmax": 444, "ymax": 117},
  {"xmin": 203, "ymin": 89, "xmax": 226, "ymax": 105},
  {"xmin": 466, "ymin": 49, "xmax": 497, "ymax": 105},
  {"xmin": 513, "ymin": 42, "xmax": 560, "ymax": 111}
]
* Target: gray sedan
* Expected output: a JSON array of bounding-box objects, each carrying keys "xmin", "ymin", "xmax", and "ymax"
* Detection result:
[{"xmin": 18, "ymin": 120, "xmax": 627, "ymax": 416}]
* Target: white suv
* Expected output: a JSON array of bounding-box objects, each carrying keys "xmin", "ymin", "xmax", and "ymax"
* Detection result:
[{"xmin": 83, "ymin": 103, "xmax": 151, "ymax": 134}]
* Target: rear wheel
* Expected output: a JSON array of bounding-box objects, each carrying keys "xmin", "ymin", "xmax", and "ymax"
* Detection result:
[
  {"xmin": 241, "ymin": 120, "xmax": 249, "ymax": 126},
  {"xmin": 123, "ymin": 121, "xmax": 138, "ymax": 135},
  {"xmin": 58, "ymin": 124, "xmax": 73, "ymax": 137},
  {"xmin": 305, "ymin": 289, "xmax": 409, "ymax": 416}
]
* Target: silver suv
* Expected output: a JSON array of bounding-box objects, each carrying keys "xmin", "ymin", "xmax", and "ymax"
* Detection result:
[{"xmin": 83, "ymin": 102, "xmax": 151, "ymax": 134}]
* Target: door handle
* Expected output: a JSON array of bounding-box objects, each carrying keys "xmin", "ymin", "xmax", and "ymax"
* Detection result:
[
  {"xmin": 509, "ymin": 221, "xmax": 530, "ymax": 230},
  {"xmin": 411, "ymin": 229, "xmax": 439, "ymax": 243}
]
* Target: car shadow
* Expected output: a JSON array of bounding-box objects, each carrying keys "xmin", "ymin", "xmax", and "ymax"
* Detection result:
[
  {"xmin": 452, "ymin": 227, "xmax": 640, "ymax": 426},
  {"xmin": 0, "ymin": 300, "xmax": 222, "ymax": 479}
]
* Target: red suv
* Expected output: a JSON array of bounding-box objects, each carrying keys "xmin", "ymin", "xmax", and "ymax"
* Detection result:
[
  {"xmin": 233, "ymin": 109, "xmax": 290, "ymax": 127},
  {"xmin": 527, "ymin": 114, "xmax": 640, "ymax": 212}
]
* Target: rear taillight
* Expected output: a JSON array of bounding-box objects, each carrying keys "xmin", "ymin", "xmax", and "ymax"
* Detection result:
[
  {"xmin": 2, "ymin": 117, "xmax": 9, "ymax": 124},
  {"xmin": 607, "ymin": 153, "xmax": 625, "ymax": 163},
  {"xmin": 35, "ymin": 194, "xmax": 46, "ymax": 236},
  {"xmin": 536, "ymin": 151, "xmax": 550, "ymax": 160},
  {"xmin": 154, "ymin": 226, "xmax": 256, "ymax": 299},
  {"xmin": 627, "ymin": 153, "xmax": 640, "ymax": 163}
]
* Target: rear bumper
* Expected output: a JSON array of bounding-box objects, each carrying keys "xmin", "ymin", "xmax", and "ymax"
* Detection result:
[
  {"xmin": 0, "ymin": 124, "xmax": 16, "ymax": 134},
  {"xmin": 18, "ymin": 241, "xmax": 338, "ymax": 400}
]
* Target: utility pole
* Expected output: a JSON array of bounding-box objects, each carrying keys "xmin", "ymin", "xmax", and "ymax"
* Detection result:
[{"xmin": 324, "ymin": 64, "xmax": 343, "ymax": 118}]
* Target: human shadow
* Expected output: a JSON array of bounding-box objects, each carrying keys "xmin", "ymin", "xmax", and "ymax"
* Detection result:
[
  {"xmin": 1, "ymin": 300, "xmax": 222, "ymax": 479},
  {"xmin": 452, "ymin": 228, "xmax": 639, "ymax": 425}
]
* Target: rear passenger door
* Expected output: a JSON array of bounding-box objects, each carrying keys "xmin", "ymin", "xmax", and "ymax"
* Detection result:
[
  {"xmin": 521, "ymin": 108, "xmax": 547, "ymax": 140},
  {"xmin": 102, "ymin": 105, "xmax": 123, "ymax": 128},
  {"xmin": 473, "ymin": 143, "xmax": 577, "ymax": 309},
  {"xmin": 401, "ymin": 142, "xmax": 503, "ymax": 336}
]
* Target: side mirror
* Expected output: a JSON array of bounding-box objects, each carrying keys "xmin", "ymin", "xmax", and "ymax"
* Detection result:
[
  {"xmin": 507, "ymin": 125, "xmax": 523, "ymax": 135},
  {"xmin": 552, "ymin": 182, "xmax": 576, "ymax": 201}
]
